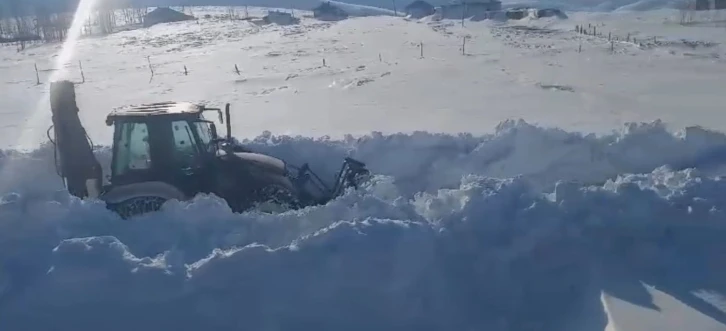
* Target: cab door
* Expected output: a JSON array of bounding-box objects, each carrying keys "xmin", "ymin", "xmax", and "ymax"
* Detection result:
[{"xmin": 167, "ymin": 119, "xmax": 211, "ymax": 196}]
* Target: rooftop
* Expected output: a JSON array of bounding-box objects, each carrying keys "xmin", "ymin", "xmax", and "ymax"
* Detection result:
[{"xmin": 106, "ymin": 101, "xmax": 205, "ymax": 124}]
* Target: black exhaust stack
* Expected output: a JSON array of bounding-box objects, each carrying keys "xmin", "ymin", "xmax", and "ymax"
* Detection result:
[
  {"xmin": 49, "ymin": 81, "xmax": 103, "ymax": 198},
  {"xmin": 225, "ymin": 103, "xmax": 231, "ymax": 140}
]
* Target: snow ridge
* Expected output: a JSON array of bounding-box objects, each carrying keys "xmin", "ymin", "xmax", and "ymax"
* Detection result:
[{"xmin": 1, "ymin": 119, "xmax": 725, "ymax": 330}]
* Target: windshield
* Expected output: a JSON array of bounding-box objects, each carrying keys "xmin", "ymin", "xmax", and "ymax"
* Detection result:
[{"xmin": 194, "ymin": 121, "xmax": 213, "ymax": 146}]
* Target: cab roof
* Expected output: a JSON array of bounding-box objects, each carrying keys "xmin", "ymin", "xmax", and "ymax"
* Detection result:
[{"xmin": 106, "ymin": 101, "xmax": 204, "ymax": 125}]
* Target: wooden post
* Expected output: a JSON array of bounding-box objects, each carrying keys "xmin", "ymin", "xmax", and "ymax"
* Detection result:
[
  {"xmin": 578, "ymin": 43, "xmax": 582, "ymax": 53},
  {"xmin": 78, "ymin": 60, "xmax": 85, "ymax": 83},
  {"xmin": 608, "ymin": 32, "xmax": 611, "ymax": 41},
  {"xmin": 420, "ymin": 42, "xmax": 423, "ymax": 58},
  {"xmin": 322, "ymin": 58, "xmax": 326, "ymax": 67},
  {"xmin": 184, "ymin": 65, "xmax": 188, "ymax": 76},
  {"xmin": 34, "ymin": 63, "xmax": 40, "ymax": 85},
  {"xmin": 593, "ymin": 26, "xmax": 597, "ymax": 36},
  {"xmin": 147, "ymin": 56, "xmax": 154, "ymax": 83},
  {"xmin": 379, "ymin": 53, "xmax": 382, "ymax": 62},
  {"xmin": 611, "ymin": 41, "xmax": 614, "ymax": 53},
  {"xmin": 235, "ymin": 64, "xmax": 240, "ymax": 75},
  {"xmin": 462, "ymin": 36, "xmax": 466, "ymax": 55}
]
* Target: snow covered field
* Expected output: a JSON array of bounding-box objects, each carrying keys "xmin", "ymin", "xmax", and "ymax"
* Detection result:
[{"xmin": 1, "ymin": 3, "xmax": 726, "ymax": 331}]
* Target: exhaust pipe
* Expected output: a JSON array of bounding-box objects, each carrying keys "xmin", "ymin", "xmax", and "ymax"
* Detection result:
[{"xmin": 225, "ymin": 103, "xmax": 231, "ymax": 140}]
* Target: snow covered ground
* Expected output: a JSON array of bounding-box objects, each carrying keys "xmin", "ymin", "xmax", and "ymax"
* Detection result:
[{"xmin": 1, "ymin": 4, "xmax": 726, "ymax": 331}]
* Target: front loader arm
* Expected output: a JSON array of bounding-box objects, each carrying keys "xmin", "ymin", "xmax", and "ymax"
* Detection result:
[{"xmin": 286, "ymin": 157, "xmax": 371, "ymax": 206}]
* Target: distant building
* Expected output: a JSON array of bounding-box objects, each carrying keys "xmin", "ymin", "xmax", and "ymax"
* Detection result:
[
  {"xmin": 405, "ymin": 0, "xmax": 436, "ymax": 18},
  {"xmin": 434, "ymin": 0, "xmax": 502, "ymax": 20},
  {"xmin": 695, "ymin": 0, "xmax": 726, "ymax": 10},
  {"xmin": 505, "ymin": 9, "xmax": 528, "ymax": 20},
  {"xmin": 537, "ymin": 8, "xmax": 567, "ymax": 19},
  {"xmin": 263, "ymin": 10, "xmax": 300, "ymax": 25},
  {"xmin": 143, "ymin": 7, "xmax": 194, "ymax": 28},
  {"xmin": 312, "ymin": 2, "xmax": 350, "ymax": 21}
]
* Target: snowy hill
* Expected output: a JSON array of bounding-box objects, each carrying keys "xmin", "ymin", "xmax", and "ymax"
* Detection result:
[
  {"xmin": 1, "ymin": 5, "xmax": 726, "ymax": 331},
  {"xmin": 0, "ymin": 0, "xmax": 689, "ymax": 13}
]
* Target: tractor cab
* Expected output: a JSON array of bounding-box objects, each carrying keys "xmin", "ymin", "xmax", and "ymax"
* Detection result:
[
  {"xmin": 48, "ymin": 80, "xmax": 370, "ymax": 217},
  {"xmin": 104, "ymin": 102, "xmax": 225, "ymax": 197}
]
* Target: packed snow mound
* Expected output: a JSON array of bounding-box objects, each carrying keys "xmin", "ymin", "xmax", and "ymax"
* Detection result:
[{"xmin": 1, "ymin": 119, "xmax": 726, "ymax": 330}]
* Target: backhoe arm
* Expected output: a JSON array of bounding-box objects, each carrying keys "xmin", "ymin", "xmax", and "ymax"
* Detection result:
[{"xmin": 49, "ymin": 81, "xmax": 103, "ymax": 198}]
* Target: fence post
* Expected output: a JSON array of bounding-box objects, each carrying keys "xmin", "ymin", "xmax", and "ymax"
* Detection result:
[
  {"xmin": 235, "ymin": 64, "xmax": 241, "ymax": 75},
  {"xmin": 34, "ymin": 63, "xmax": 40, "ymax": 85},
  {"xmin": 420, "ymin": 42, "xmax": 423, "ymax": 58},
  {"xmin": 184, "ymin": 65, "xmax": 188, "ymax": 76},
  {"xmin": 147, "ymin": 56, "xmax": 154, "ymax": 83},
  {"xmin": 79, "ymin": 60, "xmax": 85, "ymax": 83}
]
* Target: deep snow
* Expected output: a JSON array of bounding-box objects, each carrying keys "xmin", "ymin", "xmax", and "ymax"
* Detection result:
[
  {"xmin": 1, "ymin": 4, "xmax": 726, "ymax": 331},
  {"xmin": 2, "ymin": 119, "xmax": 726, "ymax": 330}
]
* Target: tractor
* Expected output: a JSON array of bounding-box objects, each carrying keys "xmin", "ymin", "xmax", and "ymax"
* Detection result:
[{"xmin": 47, "ymin": 80, "xmax": 370, "ymax": 218}]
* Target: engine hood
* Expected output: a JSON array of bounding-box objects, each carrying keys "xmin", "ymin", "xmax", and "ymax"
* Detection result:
[{"xmin": 223, "ymin": 151, "xmax": 287, "ymax": 176}]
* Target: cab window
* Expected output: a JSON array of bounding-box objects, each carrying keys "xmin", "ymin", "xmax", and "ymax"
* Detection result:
[
  {"xmin": 171, "ymin": 120, "xmax": 201, "ymax": 168},
  {"xmin": 113, "ymin": 122, "xmax": 151, "ymax": 176}
]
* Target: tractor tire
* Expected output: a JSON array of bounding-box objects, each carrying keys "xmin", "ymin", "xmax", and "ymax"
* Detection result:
[
  {"xmin": 254, "ymin": 184, "xmax": 301, "ymax": 214},
  {"xmin": 110, "ymin": 196, "xmax": 168, "ymax": 219}
]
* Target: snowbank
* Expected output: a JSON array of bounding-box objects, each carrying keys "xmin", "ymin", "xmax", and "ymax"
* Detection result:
[
  {"xmin": 500, "ymin": 0, "xmax": 681, "ymax": 11},
  {"xmin": 1, "ymin": 119, "xmax": 725, "ymax": 330}
]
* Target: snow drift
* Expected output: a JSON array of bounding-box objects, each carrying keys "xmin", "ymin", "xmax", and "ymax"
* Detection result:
[
  {"xmin": 499, "ymin": 0, "xmax": 682, "ymax": 11},
  {"xmin": 1, "ymin": 119, "xmax": 725, "ymax": 330}
]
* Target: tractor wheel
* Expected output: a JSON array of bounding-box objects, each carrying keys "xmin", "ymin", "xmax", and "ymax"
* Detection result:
[
  {"xmin": 110, "ymin": 196, "xmax": 168, "ymax": 219},
  {"xmin": 254, "ymin": 184, "xmax": 300, "ymax": 214}
]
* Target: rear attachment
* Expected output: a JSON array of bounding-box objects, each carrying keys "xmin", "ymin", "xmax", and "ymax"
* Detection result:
[{"xmin": 48, "ymin": 81, "xmax": 103, "ymax": 199}]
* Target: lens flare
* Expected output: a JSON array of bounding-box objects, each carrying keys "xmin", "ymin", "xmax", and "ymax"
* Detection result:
[{"xmin": 1, "ymin": 0, "xmax": 103, "ymax": 189}]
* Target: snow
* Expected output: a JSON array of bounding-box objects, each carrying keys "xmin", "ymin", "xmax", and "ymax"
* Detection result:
[
  {"xmin": 499, "ymin": 0, "xmax": 683, "ymax": 12},
  {"xmin": 1, "ymin": 5, "xmax": 726, "ymax": 331}
]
